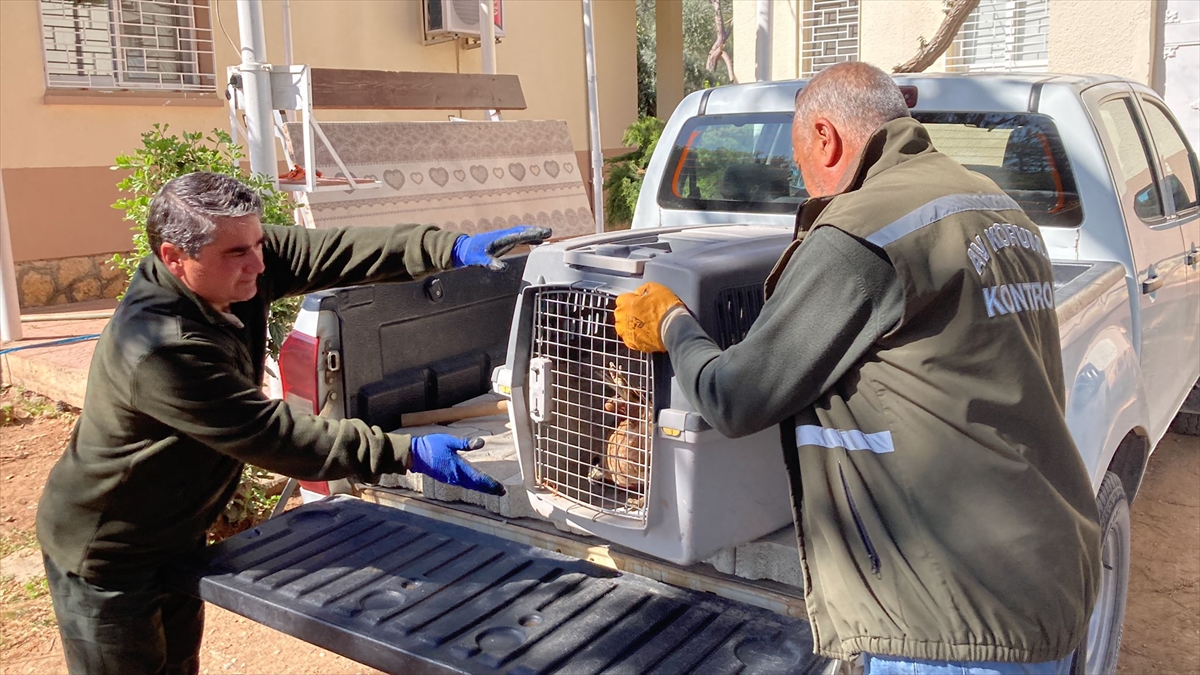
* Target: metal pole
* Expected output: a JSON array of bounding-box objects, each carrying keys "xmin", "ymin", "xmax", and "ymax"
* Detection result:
[
  {"xmin": 755, "ymin": 0, "xmax": 773, "ymax": 82},
  {"xmin": 480, "ymin": 0, "xmax": 499, "ymax": 121},
  {"xmin": 282, "ymin": 0, "xmax": 295, "ymax": 122},
  {"xmin": 236, "ymin": 0, "xmax": 278, "ymax": 182},
  {"xmin": 282, "ymin": 0, "xmax": 294, "ymax": 68},
  {"xmin": 582, "ymin": 0, "xmax": 604, "ymax": 234},
  {"xmin": 0, "ymin": 172, "xmax": 22, "ymax": 342}
]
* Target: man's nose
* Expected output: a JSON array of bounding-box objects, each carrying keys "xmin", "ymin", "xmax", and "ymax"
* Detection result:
[{"xmin": 248, "ymin": 249, "xmax": 266, "ymax": 275}]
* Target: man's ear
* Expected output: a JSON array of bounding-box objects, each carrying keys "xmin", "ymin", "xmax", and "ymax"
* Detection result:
[
  {"xmin": 813, "ymin": 117, "xmax": 842, "ymax": 168},
  {"xmin": 160, "ymin": 242, "xmax": 189, "ymax": 276}
]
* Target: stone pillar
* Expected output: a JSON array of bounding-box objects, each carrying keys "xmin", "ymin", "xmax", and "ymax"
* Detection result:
[
  {"xmin": 0, "ymin": 171, "xmax": 20, "ymax": 341},
  {"xmin": 656, "ymin": 0, "xmax": 685, "ymax": 118}
]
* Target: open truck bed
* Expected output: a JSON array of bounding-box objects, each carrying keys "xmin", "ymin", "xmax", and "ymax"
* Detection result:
[{"xmin": 170, "ymin": 497, "xmax": 830, "ymax": 675}]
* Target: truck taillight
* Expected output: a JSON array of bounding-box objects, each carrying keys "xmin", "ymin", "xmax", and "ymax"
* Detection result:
[
  {"xmin": 279, "ymin": 331, "xmax": 320, "ymax": 415},
  {"xmin": 298, "ymin": 480, "xmax": 330, "ymax": 496},
  {"xmin": 279, "ymin": 330, "xmax": 332, "ymax": 498}
]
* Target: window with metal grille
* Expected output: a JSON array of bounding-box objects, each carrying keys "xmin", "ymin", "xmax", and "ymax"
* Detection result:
[
  {"xmin": 947, "ymin": 0, "xmax": 1049, "ymax": 73},
  {"xmin": 801, "ymin": 0, "xmax": 860, "ymax": 78},
  {"xmin": 39, "ymin": 0, "xmax": 216, "ymax": 92},
  {"xmin": 529, "ymin": 288, "xmax": 653, "ymax": 522}
]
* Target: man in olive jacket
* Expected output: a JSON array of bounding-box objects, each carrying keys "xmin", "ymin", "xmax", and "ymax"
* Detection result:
[
  {"xmin": 36, "ymin": 171, "xmax": 550, "ymax": 675},
  {"xmin": 614, "ymin": 64, "xmax": 1100, "ymax": 675}
]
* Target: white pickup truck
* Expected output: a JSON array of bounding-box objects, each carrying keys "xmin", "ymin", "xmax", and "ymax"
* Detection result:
[{"xmin": 177, "ymin": 73, "xmax": 1200, "ymax": 675}]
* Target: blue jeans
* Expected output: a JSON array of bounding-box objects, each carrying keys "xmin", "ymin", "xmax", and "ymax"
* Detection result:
[{"xmin": 863, "ymin": 653, "xmax": 1074, "ymax": 675}]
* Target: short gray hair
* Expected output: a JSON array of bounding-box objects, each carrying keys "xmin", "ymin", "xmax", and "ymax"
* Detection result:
[
  {"xmin": 793, "ymin": 62, "xmax": 910, "ymax": 147},
  {"xmin": 147, "ymin": 171, "xmax": 262, "ymax": 258}
]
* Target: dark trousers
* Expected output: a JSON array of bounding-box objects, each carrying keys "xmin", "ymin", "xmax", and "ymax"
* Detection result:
[{"xmin": 43, "ymin": 554, "xmax": 204, "ymax": 675}]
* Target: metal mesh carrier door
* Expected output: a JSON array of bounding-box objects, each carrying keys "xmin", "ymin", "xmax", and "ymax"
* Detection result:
[{"xmin": 528, "ymin": 287, "xmax": 654, "ymax": 521}]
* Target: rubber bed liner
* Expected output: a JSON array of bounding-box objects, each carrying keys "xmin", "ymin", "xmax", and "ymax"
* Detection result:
[{"xmin": 170, "ymin": 496, "xmax": 827, "ymax": 674}]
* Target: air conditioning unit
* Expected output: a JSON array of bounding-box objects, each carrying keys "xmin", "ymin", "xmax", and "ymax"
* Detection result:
[
  {"xmin": 495, "ymin": 225, "xmax": 797, "ymax": 565},
  {"xmin": 424, "ymin": 0, "xmax": 505, "ymax": 40}
]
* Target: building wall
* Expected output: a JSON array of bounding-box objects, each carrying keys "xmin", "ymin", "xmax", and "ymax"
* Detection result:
[
  {"xmin": 732, "ymin": 0, "xmax": 758, "ymax": 84},
  {"xmin": 731, "ymin": 0, "xmax": 1158, "ymax": 84},
  {"xmin": 0, "ymin": 0, "xmax": 635, "ymax": 277},
  {"xmin": 771, "ymin": 0, "xmax": 801, "ymax": 81},
  {"xmin": 1048, "ymin": 0, "xmax": 1157, "ymax": 83},
  {"xmin": 859, "ymin": 0, "xmax": 948, "ymax": 74}
]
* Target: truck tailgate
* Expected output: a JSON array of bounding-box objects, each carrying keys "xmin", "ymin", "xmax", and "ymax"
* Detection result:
[{"xmin": 170, "ymin": 496, "xmax": 829, "ymax": 675}]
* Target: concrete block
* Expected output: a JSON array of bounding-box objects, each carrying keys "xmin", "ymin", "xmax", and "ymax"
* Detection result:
[
  {"xmin": 732, "ymin": 525, "xmax": 803, "ymax": 588},
  {"xmin": 379, "ymin": 394, "xmax": 535, "ymax": 520},
  {"xmin": 704, "ymin": 547, "xmax": 737, "ymax": 576}
]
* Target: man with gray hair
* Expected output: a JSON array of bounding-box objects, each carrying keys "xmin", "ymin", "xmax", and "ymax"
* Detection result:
[
  {"xmin": 614, "ymin": 62, "xmax": 1099, "ymax": 674},
  {"xmin": 36, "ymin": 171, "xmax": 551, "ymax": 675}
]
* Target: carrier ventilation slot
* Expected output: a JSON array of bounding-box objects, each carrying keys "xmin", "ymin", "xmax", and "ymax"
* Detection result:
[{"xmin": 713, "ymin": 283, "xmax": 766, "ymax": 349}]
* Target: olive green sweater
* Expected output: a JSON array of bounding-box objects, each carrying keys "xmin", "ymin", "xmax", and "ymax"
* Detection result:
[{"xmin": 36, "ymin": 223, "xmax": 461, "ymax": 583}]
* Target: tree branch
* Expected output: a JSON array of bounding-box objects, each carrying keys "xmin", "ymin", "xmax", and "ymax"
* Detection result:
[
  {"xmin": 706, "ymin": 0, "xmax": 735, "ymax": 82},
  {"xmin": 721, "ymin": 50, "xmax": 736, "ymax": 83},
  {"xmin": 892, "ymin": 0, "xmax": 980, "ymax": 73}
]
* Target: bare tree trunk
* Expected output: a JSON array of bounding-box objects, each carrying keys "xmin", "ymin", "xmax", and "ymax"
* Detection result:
[
  {"xmin": 893, "ymin": 0, "xmax": 980, "ymax": 73},
  {"xmin": 706, "ymin": 0, "xmax": 736, "ymax": 83},
  {"xmin": 720, "ymin": 51, "xmax": 735, "ymax": 82}
]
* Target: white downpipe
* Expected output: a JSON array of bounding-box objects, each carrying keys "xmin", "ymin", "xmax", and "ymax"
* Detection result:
[
  {"xmin": 582, "ymin": 0, "xmax": 604, "ymax": 234},
  {"xmin": 282, "ymin": 0, "xmax": 295, "ymax": 122},
  {"xmin": 0, "ymin": 172, "xmax": 21, "ymax": 342},
  {"xmin": 480, "ymin": 0, "xmax": 499, "ymax": 121},
  {"xmin": 236, "ymin": 0, "xmax": 278, "ymax": 182},
  {"xmin": 282, "ymin": 0, "xmax": 294, "ymax": 67},
  {"xmin": 755, "ymin": 0, "xmax": 773, "ymax": 82}
]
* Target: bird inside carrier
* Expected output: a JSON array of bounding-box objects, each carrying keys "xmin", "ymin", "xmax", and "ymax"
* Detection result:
[{"xmin": 528, "ymin": 287, "xmax": 654, "ymax": 522}]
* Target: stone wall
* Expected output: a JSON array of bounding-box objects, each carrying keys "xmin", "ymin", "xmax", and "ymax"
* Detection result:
[{"xmin": 16, "ymin": 253, "xmax": 129, "ymax": 309}]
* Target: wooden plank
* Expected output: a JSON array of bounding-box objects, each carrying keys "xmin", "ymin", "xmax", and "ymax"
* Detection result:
[{"xmin": 309, "ymin": 68, "xmax": 526, "ymax": 111}]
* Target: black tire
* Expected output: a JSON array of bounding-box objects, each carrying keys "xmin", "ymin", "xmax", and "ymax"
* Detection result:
[
  {"xmin": 1170, "ymin": 384, "xmax": 1200, "ymax": 436},
  {"xmin": 1170, "ymin": 411, "xmax": 1200, "ymax": 436},
  {"xmin": 1072, "ymin": 471, "xmax": 1130, "ymax": 675}
]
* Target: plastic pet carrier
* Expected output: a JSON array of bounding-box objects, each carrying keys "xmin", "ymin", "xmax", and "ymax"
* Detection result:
[{"xmin": 494, "ymin": 225, "xmax": 797, "ymax": 565}]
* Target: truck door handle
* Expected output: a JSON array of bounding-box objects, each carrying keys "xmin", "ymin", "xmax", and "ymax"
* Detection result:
[
  {"xmin": 1142, "ymin": 275, "xmax": 1163, "ymax": 294},
  {"xmin": 1187, "ymin": 250, "xmax": 1198, "ymax": 267}
]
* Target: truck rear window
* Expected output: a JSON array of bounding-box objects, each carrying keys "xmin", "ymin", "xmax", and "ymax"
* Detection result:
[{"xmin": 657, "ymin": 111, "xmax": 1083, "ymax": 228}]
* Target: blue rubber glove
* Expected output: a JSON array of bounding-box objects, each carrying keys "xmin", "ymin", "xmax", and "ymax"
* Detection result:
[
  {"xmin": 408, "ymin": 434, "xmax": 506, "ymax": 496},
  {"xmin": 450, "ymin": 225, "xmax": 553, "ymax": 270}
]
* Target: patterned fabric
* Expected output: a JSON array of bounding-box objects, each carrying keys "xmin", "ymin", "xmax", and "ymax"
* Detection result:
[{"xmin": 282, "ymin": 120, "xmax": 594, "ymax": 237}]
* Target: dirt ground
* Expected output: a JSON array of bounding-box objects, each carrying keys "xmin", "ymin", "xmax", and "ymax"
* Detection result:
[
  {"xmin": 0, "ymin": 388, "xmax": 383, "ymax": 675},
  {"xmin": 1, "ymin": 386, "xmax": 1197, "ymax": 674}
]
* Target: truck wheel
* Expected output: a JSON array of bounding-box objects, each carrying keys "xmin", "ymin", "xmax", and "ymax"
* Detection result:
[
  {"xmin": 1072, "ymin": 471, "xmax": 1130, "ymax": 675},
  {"xmin": 1172, "ymin": 412, "xmax": 1200, "ymax": 436},
  {"xmin": 1170, "ymin": 383, "xmax": 1200, "ymax": 436}
]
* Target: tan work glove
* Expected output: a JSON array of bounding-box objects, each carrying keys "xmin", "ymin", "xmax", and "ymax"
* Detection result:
[{"xmin": 614, "ymin": 282, "xmax": 686, "ymax": 353}]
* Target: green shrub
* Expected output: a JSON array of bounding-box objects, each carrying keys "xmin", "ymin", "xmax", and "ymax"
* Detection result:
[
  {"xmin": 603, "ymin": 116, "xmax": 667, "ymax": 229},
  {"xmin": 208, "ymin": 465, "xmax": 282, "ymax": 544}
]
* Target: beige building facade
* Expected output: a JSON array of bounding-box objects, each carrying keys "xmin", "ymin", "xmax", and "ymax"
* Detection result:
[
  {"xmin": 0, "ymin": 0, "xmax": 637, "ymax": 308},
  {"xmin": 732, "ymin": 0, "xmax": 1165, "ymax": 85}
]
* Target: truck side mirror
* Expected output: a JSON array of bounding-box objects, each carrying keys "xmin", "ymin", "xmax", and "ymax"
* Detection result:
[{"xmin": 1134, "ymin": 183, "xmax": 1162, "ymax": 220}]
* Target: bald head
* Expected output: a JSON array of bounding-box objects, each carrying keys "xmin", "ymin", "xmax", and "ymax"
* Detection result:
[
  {"xmin": 791, "ymin": 62, "xmax": 911, "ymax": 196},
  {"xmin": 794, "ymin": 62, "xmax": 910, "ymax": 147}
]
